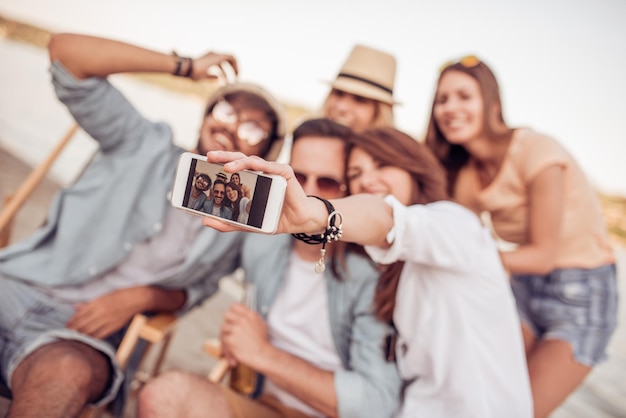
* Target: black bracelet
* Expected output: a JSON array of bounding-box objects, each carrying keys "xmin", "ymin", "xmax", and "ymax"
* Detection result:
[
  {"xmin": 292, "ymin": 196, "xmax": 343, "ymax": 273},
  {"xmin": 171, "ymin": 51, "xmax": 193, "ymax": 78},
  {"xmin": 183, "ymin": 57, "xmax": 194, "ymax": 78},
  {"xmin": 172, "ymin": 51, "xmax": 183, "ymax": 76}
]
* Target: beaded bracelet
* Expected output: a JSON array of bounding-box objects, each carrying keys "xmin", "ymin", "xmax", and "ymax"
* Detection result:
[{"xmin": 292, "ymin": 196, "xmax": 343, "ymax": 273}]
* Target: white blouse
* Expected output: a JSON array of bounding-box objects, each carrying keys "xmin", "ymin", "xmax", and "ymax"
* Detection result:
[{"xmin": 366, "ymin": 196, "xmax": 533, "ymax": 418}]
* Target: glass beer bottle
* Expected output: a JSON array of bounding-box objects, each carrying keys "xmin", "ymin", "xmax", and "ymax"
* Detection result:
[{"xmin": 229, "ymin": 281, "xmax": 259, "ymax": 396}]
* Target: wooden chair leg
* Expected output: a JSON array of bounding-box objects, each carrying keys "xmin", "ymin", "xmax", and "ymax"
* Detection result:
[
  {"xmin": 204, "ymin": 339, "xmax": 231, "ymax": 384},
  {"xmin": 79, "ymin": 313, "xmax": 177, "ymax": 418},
  {"xmin": 148, "ymin": 329, "xmax": 174, "ymax": 377},
  {"xmin": 0, "ymin": 195, "xmax": 14, "ymax": 248},
  {"xmin": 116, "ymin": 314, "xmax": 149, "ymax": 370},
  {"xmin": 0, "ymin": 123, "xmax": 79, "ymax": 237},
  {"xmin": 208, "ymin": 359, "xmax": 230, "ymax": 383}
]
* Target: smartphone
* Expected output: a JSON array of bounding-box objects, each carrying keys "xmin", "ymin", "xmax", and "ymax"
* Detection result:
[{"xmin": 171, "ymin": 152, "xmax": 287, "ymax": 233}]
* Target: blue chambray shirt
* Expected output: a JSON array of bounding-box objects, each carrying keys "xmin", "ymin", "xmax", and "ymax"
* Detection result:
[
  {"xmin": 243, "ymin": 234, "xmax": 401, "ymax": 418},
  {"xmin": 0, "ymin": 62, "xmax": 242, "ymax": 311}
]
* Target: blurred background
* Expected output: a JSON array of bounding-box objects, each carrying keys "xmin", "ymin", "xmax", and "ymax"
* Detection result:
[
  {"xmin": 1, "ymin": 0, "xmax": 625, "ymax": 193},
  {"xmin": 0, "ymin": 2, "xmax": 625, "ymax": 416},
  {"xmin": 0, "ymin": 0, "xmax": 624, "ymax": 246}
]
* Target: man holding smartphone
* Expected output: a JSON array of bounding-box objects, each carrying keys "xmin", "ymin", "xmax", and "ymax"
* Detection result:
[
  {"xmin": 0, "ymin": 33, "xmax": 287, "ymax": 417},
  {"xmin": 137, "ymin": 119, "xmax": 401, "ymax": 418}
]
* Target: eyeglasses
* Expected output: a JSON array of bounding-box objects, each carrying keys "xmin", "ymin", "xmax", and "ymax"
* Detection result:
[
  {"xmin": 294, "ymin": 172, "xmax": 346, "ymax": 195},
  {"xmin": 439, "ymin": 55, "xmax": 480, "ymax": 73},
  {"xmin": 213, "ymin": 190, "xmax": 225, "ymax": 196},
  {"xmin": 210, "ymin": 100, "xmax": 270, "ymax": 147}
]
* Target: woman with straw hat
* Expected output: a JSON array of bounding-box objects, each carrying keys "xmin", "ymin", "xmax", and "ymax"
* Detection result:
[{"xmin": 320, "ymin": 44, "xmax": 398, "ymax": 132}]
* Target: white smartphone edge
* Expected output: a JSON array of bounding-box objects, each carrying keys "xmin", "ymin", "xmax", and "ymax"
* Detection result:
[{"xmin": 171, "ymin": 152, "xmax": 286, "ymax": 234}]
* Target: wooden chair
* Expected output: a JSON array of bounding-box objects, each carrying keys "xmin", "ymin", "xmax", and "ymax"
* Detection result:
[
  {"xmin": 0, "ymin": 124, "xmax": 78, "ymax": 246},
  {"xmin": 204, "ymin": 339, "xmax": 231, "ymax": 384},
  {"xmin": 203, "ymin": 337, "xmax": 258, "ymax": 397},
  {"xmin": 82, "ymin": 313, "xmax": 178, "ymax": 418},
  {"xmin": 0, "ymin": 124, "xmax": 178, "ymax": 418}
]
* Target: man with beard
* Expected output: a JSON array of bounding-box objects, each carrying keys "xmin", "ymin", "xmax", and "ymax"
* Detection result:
[
  {"xmin": 0, "ymin": 33, "xmax": 287, "ymax": 418},
  {"xmin": 188, "ymin": 173, "xmax": 212, "ymax": 210},
  {"xmin": 137, "ymin": 118, "xmax": 401, "ymax": 418},
  {"xmin": 203, "ymin": 179, "xmax": 232, "ymax": 219}
]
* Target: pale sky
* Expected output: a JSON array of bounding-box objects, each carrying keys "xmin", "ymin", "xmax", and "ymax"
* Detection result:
[{"xmin": 1, "ymin": 0, "xmax": 625, "ymax": 194}]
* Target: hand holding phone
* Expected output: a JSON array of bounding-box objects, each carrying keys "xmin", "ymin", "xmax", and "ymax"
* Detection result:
[
  {"xmin": 200, "ymin": 150, "xmax": 323, "ymax": 236},
  {"xmin": 171, "ymin": 152, "xmax": 286, "ymax": 233}
]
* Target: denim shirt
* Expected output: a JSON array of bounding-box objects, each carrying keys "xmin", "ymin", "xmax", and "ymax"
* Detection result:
[
  {"xmin": 202, "ymin": 199, "xmax": 233, "ymax": 220},
  {"xmin": 0, "ymin": 62, "xmax": 241, "ymax": 311},
  {"xmin": 242, "ymin": 234, "xmax": 401, "ymax": 418}
]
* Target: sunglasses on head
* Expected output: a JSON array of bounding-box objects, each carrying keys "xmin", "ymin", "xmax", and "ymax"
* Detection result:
[
  {"xmin": 294, "ymin": 172, "xmax": 346, "ymax": 195},
  {"xmin": 439, "ymin": 55, "xmax": 481, "ymax": 73},
  {"xmin": 210, "ymin": 100, "xmax": 270, "ymax": 147}
]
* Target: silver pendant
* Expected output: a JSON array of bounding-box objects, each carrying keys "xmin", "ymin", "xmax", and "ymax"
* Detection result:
[{"xmin": 315, "ymin": 248, "xmax": 326, "ymax": 274}]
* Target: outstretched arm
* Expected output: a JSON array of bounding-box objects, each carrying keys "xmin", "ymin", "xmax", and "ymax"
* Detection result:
[
  {"xmin": 48, "ymin": 33, "xmax": 238, "ymax": 81},
  {"xmin": 202, "ymin": 151, "xmax": 393, "ymax": 247}
]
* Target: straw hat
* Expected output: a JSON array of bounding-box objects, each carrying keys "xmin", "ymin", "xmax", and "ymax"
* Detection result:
[
  {"xmin": 329, "ymin": 44, "xmax": 398, "ymax": 105},
  {"xmin": 215, "ymin": 171, "xmax": 228, "ymax": 182}
]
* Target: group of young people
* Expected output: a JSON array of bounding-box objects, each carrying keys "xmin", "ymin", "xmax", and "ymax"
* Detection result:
[
  {"xmin": 0, "ymin": 31, "xmax": 618, "ymax": 418},
  {"xmin": 189, "ymin": 171, "xmax": 252, "ymax": 224}
]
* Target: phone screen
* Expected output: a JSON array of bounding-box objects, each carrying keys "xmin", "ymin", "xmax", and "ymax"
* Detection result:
[{"xmin": 181, "ymin": 158, "xmax": 272, "ymax": 229}]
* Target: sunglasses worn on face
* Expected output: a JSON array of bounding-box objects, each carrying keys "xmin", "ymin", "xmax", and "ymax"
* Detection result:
[
  {"xmin": 294, "ymin": 172, "xmax": 346, "ymax": 195},
  {"xmin": 439, "ymin": 55, "xmax": 480, "ymax": 73},
  {"xmin": 211, "ymin": 100, "xmax": 270, "ymax": 147}
]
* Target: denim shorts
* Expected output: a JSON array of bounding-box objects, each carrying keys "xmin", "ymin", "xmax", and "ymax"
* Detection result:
[
  {"xmin": 0, "ymin": 275, "xmax": 124, "ymax": 407},
  {"xmin": 511, "ymin": 264, "xmax": 618, "ymax": 366}
]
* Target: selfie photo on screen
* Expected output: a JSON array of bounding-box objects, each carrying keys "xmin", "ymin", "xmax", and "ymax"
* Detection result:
[{"xmin": 179, "ymin": 157, "xmax": 273, "ymax": 229}]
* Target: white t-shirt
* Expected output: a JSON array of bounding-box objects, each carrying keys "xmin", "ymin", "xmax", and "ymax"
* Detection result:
[
  {"xmin": 264, "ymin": 251, "xmax": 344, "ymax": 417},
  {"xmin": 366, "ymin": 196, "xmax": 532, "ymax": 418},
  {"xmin": 237, "ymin": 197, "xmax": 250, "ymax": 224}
]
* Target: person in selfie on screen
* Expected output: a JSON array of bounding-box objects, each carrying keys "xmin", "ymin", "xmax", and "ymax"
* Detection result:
[
  {"xmin": 187, "ymin": 126, "xmax": 534, "ymax": 418},
  {"xmin": 319, "ymin": 44, "xmax": 398, "ymax": 132},
  {"xmin": 0, "ymin": 33, "xmax": 288, "ymax": 418},
  {"xmin": 203, "ymin": 179, "xmax": 233, "ymax": 219},
  {"xmin": 208, "ymin": 171, "xmax": 228, "ymax": 197},
  {"xmin": 425, "ymin": 55, "xmax": 618, "ymax": 418},
  {"xmin": 225, "ymin": 181, "xmax": 251, "ymax": 224},
  {"xmin": 137, "ymin": 118, "xmax": 401, "ymax": 418},
  {"xmin": 229, "ymin": 171, "xmax": 251, "ymax": 199},
  {"xmin": 188, "ymin": 173, "xmax": 212, "ymax": 210}
]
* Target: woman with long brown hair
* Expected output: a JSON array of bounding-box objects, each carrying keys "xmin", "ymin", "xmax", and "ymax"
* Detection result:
[
  {"xmin": 425, "ymin": 55, "xmax": 618, "ymax": 418},
  {"xmin": 201, "ymin": 126, "xmax": 533, "ymax": 418}
]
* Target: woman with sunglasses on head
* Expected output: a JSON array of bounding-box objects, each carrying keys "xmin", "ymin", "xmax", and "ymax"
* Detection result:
[
  {"xmin": 320, "ymin": 44, "xmax": 397, "ymax": 132},
  {"xmin": 202, "ymin": 127, "xmax": 533, "ymax": 418},
  {"xmin": 425, "ymin": 55, "xmax": 618, "ymax": 418},
  {"xmin": 225, "ymin": 181, "xmax": 251, "ymax": 224}
]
